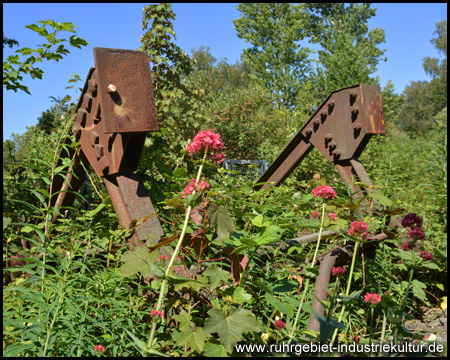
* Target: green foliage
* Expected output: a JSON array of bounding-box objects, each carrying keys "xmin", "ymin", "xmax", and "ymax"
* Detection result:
[
  {"xmin": 234, "ymin": 3, "xmax": 313, "ymax": 109},
  {"xmin": 3, "ymin": 20, "xmax": 88, "ymax": 94},
  {"xmin": 306, "ymin": 3, "xmax": 386, "ymax": 100}
]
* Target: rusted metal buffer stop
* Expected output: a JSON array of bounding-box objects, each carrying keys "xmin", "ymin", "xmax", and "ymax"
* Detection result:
[
  {"xmin": 50, "ymin": 48, "xmax": 164, "ymax": 247},
  {"xmin": 255, "ymin": 84, "xmax": 402, "ymax": 336},
  {"xmin": 255, "ymin": 84, "xmax": 386, "ymax": 198}
]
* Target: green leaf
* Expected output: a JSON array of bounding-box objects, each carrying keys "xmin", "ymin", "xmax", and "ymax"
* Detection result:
[
  {"xmin": 203, "ymin": 308, "xmax": 260, "ymax": 354},
  {"xmin": 232, "ymin": 287, "xmax": 253, "ymax": 304},
  {"xmin": 255, "ymin": 224, "xmax": 284, "ymax": 246},
  {"xmin": 336, "ymin": 290, "xmax": 363, "ymax": 305},
  {"xmin": 312, "ymin": 311, "xmax": 345, "ymax": 343},
  {"xmin": 173, "ymin": 168, "xmax": 188, "ymax": 178},
  {"xmin": 207, "ymin": 203, "xmax": 235, "ymax": 245},
  {"xmin": 203, "ymin": 267, "xmax": 230, "ymax": 289},
  {"xmin": 178, "ymin": 327, "xmax": 208, "ymax": 353},
  {"xmin": 119, "ymin": 246, "xmax": 159, "ymax": 278},
  {"xmin": 203, "ymin": 339, "xmax": 229, "ymax": 357},
  {"xmin": 264, "ymin": 292, "xmax": 288, "ymax": 314},
  {"xmin": 370, "ymin": 193, "xmax": 393, "ymax": 207},
  {"xmin": 255, "ymin": 279, "xmax": 272, "ymax": 293}
]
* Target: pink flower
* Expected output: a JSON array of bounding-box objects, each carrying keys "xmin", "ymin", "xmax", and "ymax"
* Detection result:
[
  {"xmin": 400, "ymin": 242, "xmax": 412, "ymax": 251},
  {"xmin": 401, "ymin": 213, "xmax": 423, "ymax": 228},
  {"xmin": 364, "ymin": 293, "xmax": 381, "ymax": 306},
  {"xmin": 325, "ymin": 289, "xmax": 334, "ymax": 297},
  {"xmin": 347, "ymin": 221, "xmax": 369, "ymax": 236},
  {"xmin": 312, "ymin": 185, "xmax": 337, "ymax": 200},
  {"xmin": 274, "ymin": 319, "xmax": 286, "ymax": 330},
  {"xmin": 211, "ymin": 152, "xmax": 225, "ymax": 164},
  {"xmin": 332, "ymin": 266, "xmax": 347, "ymax": 277},
  {"xmin": 310, "ymin": 210, "xmax": 320, "ymax": 219},
  {"xmin": 420, "ymin": 251, "xmax": 434, "ymax": 261},
  {"xmin": 354, "ymin": 335, "xmax": 361, "ymax": 342},
  {"xmin": 157, "ymin": 254, "xmax": 169, "ymax": 261},
  {"xmin": 150, "ymin": 309, "xmax": 163, "ymax": 318},
  {"xmin": 407, "ymin": 226, "xmax": 425, "ymax": 240},
  {"xmin": 186, "ymin": 130, "xmax": 224, "ymax": 156},
  {"xmin": 328, "ymin": 213, "xmax": 337, "ymax": 221},
  {"xmin": 384, "ymin": 291, "xmax": 390, "ymax": 295},
  {"xmin": 180, "ymin": 178, "xmax": 210, "ymax": 198},
  {"xmin": 94, "ymin": 345, "xmax": 105, "ymax": 354}
]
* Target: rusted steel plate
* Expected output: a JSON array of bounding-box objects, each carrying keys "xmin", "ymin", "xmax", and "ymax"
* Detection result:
[
  {"xmin": 93, "ymin": 47, "xmax": 159, "ymax": 134},
  {"xmin": 75, "ymin": 68, "xmax": 125, "ymax": 176},
  {"xmin": 103, "ymin": 166, "xmax": 164, "ymax": 246}
]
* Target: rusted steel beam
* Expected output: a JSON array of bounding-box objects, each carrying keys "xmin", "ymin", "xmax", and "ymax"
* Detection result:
[{"xmin": 50, "ymin": 47, "xmax": 163, "ymax": 246}]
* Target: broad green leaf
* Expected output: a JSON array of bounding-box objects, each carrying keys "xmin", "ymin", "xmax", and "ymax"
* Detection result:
[
  {"xmin": 203, "ymin": 339, "xmax": 229, "ymax": 357},
  {"xmin": 370, "ymin": 193, "xmax": 393, "ymax": 207},
  {"xmin": 255, "ymin": 225, "xmax": 284, "ymax": 246},
  {"xmin": 178, "ymin": 327, "xmax": 208, "ymax": 353},
  {"xmin": 207, "ymin": 203, "xmax": 235, "ymax": 245},
  {"xmin": 203, "ymin": 267, "xmax": 230, "ymax": 289},
  {"xmin": 232, "ymin": 287, "xmax": 253, "ymax": 304},
  {"xmin": 312, "ymin": 311, "xmax": 345, "ymax": 344},
  {"xmin": 203, "ymin": 308, "xmax": 260, "ymax": 354},
  {"xmin": 255, "ymin": 279, "xmax": 272, "ymax": 293},
  {"xmin": 173, "ymin": 310, "xmax": 194, "ymax": 331},
  {"xmin": 119, "ymin": 246, "xmax": 159, "ymax": 278}
]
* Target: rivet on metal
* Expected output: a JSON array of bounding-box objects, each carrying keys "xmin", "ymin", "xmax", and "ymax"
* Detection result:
[
  {"xmin": 332, "ymin": 149, "xmax": 341, "ymax": 157},
  {"xmin": 91, "ymin": 131, "xmax": 99, "ymax": 146},
  {"xmin": 349, "ymin": 91, "xmax": 358, "ymax": 105},
  {"xmin": 328, "ymin": 100, "xmax": 335, "ymax": 111},
  {"xmin": 353, "ymin": 123, "xmax": 362, "ymax": 131},
  {"xmin": 305, "ymin": 127, "xmax": 313, "ymax": 136},
  {"xmin": 351, "ymin": 107, "xmax": 359, "ymax": 122},
  {"xmin": 329, "ymin": 141, "xmax": 336, "ymax": 149},
  {"xmin": 88, "ymin": 79, "xmax": 98, "ymax": 93},
  {"xmin": 325, "ymin": 133, "xmax": 332, "ymax": 141},
  {"xmin": 83, "ymin": 93, "xmax": 93, "ymax": 112},
  {"xmin": 95, "ymin": 144, "xmax": 104, "ymax": 159},
  {"xmin": 107, "ymin": 84, "xmax": 117, "ymax": 93},
  {"xmin": 314, "ymin": 118, "xmax": 320, "ymax": 127},
  {"xmin": 99, "ymin": 156, "xmax": 109, "ymax": 175},
  {"xmin": 76, "ymin": 109, "xmax": 87, "ymax": 127}
]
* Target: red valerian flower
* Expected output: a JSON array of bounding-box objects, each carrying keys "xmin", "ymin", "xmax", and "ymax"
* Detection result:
[
  {"xmin": 94, "ymin": 345, "xmax": 105, "ymax": 354},
  {"xmin": 310, "ymin": 210, "xmax": 320, "ymax": 219},
  {"xmin": 348, "ymin": 221, "xmax": 369, "ymax": 236},
  {"xmin": 407, "ymin": 226, "xmax": 425, "ymax": 240},
  {"xmin": 364, "ymin": 293, "xmax": 381, "ymax": 306},
  {"xmin": 328, "ymin": 213, "xmax": 337, "ymax": 221},
  {"xmin": 274, "ymin": 319, "xmax": 286, "ymax": 330},
  {"xmin": 420, "ymin": 251, "xmax": 434, "ymax": 261},
  {"xmin": 312, "ymin": 185, "xmax": 337, "ymax": 200},
  {"xmin": 180, "ymin": 178, "xmax": 210, "ymax": 198},
  {"xmin": 332, "ymin": 266, "xmax": 347, "ymax": 277},
  {"xmin": 401, "ymin": 213, "xmax": 423, "ymax": 228},
  {"xmin": 401, "ymin": 242, "xmax": 412, "ymax": 251},
  {"xmin": 150, "ymin": 309, "xmax": 163, "ymax": 318},
  {"xmin": 186, "ymin": 130, "xmax": 224, "ymax": 161}
]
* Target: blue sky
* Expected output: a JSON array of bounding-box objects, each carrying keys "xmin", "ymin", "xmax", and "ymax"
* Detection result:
[{"xmin": 3, "ymin": 3, "xmax": 447, "ymax": 140}]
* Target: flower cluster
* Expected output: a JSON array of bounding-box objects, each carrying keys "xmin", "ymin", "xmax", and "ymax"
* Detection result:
[
  {"xmin": 328, "ymin": 213, "xmax": 337, "ymax": 221},
  {"xmin": 186, "ymin": 130, "xmax": 225, "ymax": 163},
  {"xmin": 364, "ymin": 293, "xmax": 381, "ymax": 306},
  {"xmin": 312, "ymin": 185, "xmax": 337, "ymax": 200},
  {"xmin": 420, "ymin": 251, "xmax": 434, "ymax": 261},
  {"xmin": 400, "ymin": 242, "xmax": 412, "ymax": 251},
  {"xmin": 401, "ymin": 213, "xmax": 423, "ymax": 228},
  {"xmin": 94, "ymin": 345, "xmax": 105, "ymax": 354},
  {"xmin": 150, "ymin": 309, "xmax": 163, "ymax": 318},
  {"xmin": 347, "ymin": 221, "xmax": 370, "ymax": 240},
  {"xmin": 407, "ymin": 226, "xmax": 425, "ymax": 240},
  {"xmin": 274, "ymin": 319, "xmax": 286, "ymax": 330},
  {"xmin": 310, "ymin": 210, "xmax": 320, "ymax": 219},
  {"xmin": 332, "ymin": 266, "xmax": 347, "ymax": 277},
  {"xmin": 180, "ymin": 178, "xmax": 210, "ymax": 198}
]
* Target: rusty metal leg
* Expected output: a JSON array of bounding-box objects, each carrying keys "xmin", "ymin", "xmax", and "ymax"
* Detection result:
[
  {"xmin": 103, "ymin": 165, "xmax": 163, "ymax": 248},
  {"xmin": 256, "ymin": 136, "xmax": 314, "ymax": 190}
]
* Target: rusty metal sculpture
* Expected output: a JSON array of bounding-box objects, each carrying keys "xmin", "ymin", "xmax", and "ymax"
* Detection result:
[
  {"xmin": 50, "ymin": 47, "xmax": 163, "ymax": 247},
  {"xmin": 254, "ymin": 84, "xmax": 401, "ymax": 337},
  {"xmin": 255, "ymin": 84, "xmax": 385, "ymax": 196}
]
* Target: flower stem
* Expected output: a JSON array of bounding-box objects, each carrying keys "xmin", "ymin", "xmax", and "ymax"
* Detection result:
[
  {"xmin": 330, "ymin": 239, "xmax": 360, "ymax": 344},
  {"xmin": 288, "ymin": 203, "xmax": 326, "ymax": 345},
  {"xmin": 146, "ymin": 152, "xmax": 207, "ymax": 353}
]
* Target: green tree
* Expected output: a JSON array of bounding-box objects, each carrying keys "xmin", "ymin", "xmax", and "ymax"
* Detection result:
[
  {"xmin": 3, "ymin": 20, "xmax": 88, "ymax": 94},
  {"xmin": 233, "ymin": 3, "xmax": 313, "ymax": 109},
  {"xmin": 306, "ymin": 3, "xmax": 387, "ymax": 100},
  {"xmin": 422, "ymin": 19, "xmax": 447, "ymax": 112}
]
